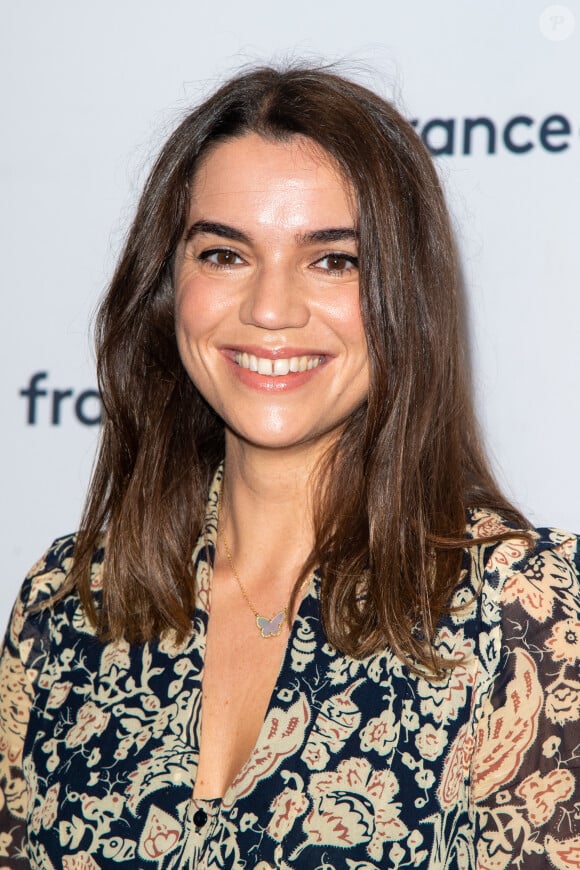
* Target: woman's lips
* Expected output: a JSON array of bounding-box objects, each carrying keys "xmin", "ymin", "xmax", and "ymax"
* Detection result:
[
  {"xmin": 233, "ymin": 351, "xmax": 324, "ymax": 377},
  {"xmin": 222, "ymin": 347, "xmax": 329, "ymax": 390}
]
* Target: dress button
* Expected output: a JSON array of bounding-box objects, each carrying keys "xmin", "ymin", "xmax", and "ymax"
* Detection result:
[{"xmin": 193, "ymin": 808, "xmax": 208, "ymax": 829}]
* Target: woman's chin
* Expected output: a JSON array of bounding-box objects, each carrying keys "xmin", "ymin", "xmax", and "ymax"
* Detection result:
[{"xmin": 225, "ymin": 424, "xmax": 336, "ymax": 456}]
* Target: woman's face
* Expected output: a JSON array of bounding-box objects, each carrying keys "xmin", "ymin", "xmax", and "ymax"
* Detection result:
[{"xmin": 174, "ymin": 132, "xmax": 369, "ymax": 455}]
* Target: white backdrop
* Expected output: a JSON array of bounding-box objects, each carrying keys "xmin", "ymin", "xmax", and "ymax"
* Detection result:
[{"xmin": 2, "ymin": 0, "xmax": 579, "ymax": 630}]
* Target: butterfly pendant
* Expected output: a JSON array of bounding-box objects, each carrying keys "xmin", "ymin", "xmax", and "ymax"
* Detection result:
[{"xmin": 256, "ymin": 610, "xmax": 286, "ymax": 638}]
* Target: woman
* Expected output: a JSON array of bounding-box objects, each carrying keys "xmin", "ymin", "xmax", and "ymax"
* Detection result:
[{"xmin": 1, "ymin": 65, "xmax": 579, "ymax": 869}]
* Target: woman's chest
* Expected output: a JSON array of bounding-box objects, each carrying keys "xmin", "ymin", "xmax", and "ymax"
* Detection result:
[
  {"xmin": 23, "ymin": 591, "xmax": 482, "ymax": 869},
  {"xmin": 193, "ymin": 604, "xmax": 291, "ymax": 800}
]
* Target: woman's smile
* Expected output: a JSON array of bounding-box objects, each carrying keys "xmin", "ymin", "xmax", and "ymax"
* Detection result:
[
  {"xmin": 221, "ymin": 346, "xmax": 329, "ymax": 393},
  {"xmin": 174, "ymin": 132, "xmax": 369, "ymax": 451},
  {"xmin": 231, "ymin": 351, "xmax": 324, "ymax": 377}
]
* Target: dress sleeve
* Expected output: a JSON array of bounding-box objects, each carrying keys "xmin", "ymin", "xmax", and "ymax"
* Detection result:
[
  {"xmin": 0, "ymin": 585, "xmax": 35, "ymax": 867},
  {"xmin": 472, "ymin": 531, "xmax": 580, "ymax": 869}
]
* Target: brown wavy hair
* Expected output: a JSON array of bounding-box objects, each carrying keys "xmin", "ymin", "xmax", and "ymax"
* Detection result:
[{"xmin": 64, "ymin": 64, "xmax": 528, "ymax": 672}]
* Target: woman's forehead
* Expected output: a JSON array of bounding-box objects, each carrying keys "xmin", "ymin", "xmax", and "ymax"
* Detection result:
[
  {"xmin": 193, "ymin": 133, "xmax": 351, "ymax": 192},
  {"xmin": 187, "ymin": 132, "xmax": 357, "ymax": 232}
]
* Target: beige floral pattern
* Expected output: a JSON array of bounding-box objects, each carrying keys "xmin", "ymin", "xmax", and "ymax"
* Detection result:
[
  {"xmin": 266, "ymin": 784, "xmax": 309, "ymax": 842},
  {"xmin": 0, "ymin": 483, "xmax": 579, "ymax": 868},
  {"xmin": 545, "ymin": 675, "xmax": 580, "ymax": 724},
  {"xmin": 359, "ymin": 707, "xmax": 398, "ymax": 756},
  {"xmin": 516, "ymin": 769, "xmax": 575, "ymax": 826},
  {"xmin": 415, "ymin": 722, "xmax": 447, "ymax": 761},
  {"xmin": 299, "ymin": 759, "xmax": 408, "ymax": 862},
  {"xmin": 438, "ymin": 722, "xmax": 476, "ymax": 811},
  {"xmin": 471, "ymin": 648, "xmax": 543, "ymax": 801},
  {"xmin": 546, "ymin": 618, "xmax": 580, "ymax": 665},
  {"xmin": 544, "ymin": 834, "xmax": 580, "ymax": 870}
]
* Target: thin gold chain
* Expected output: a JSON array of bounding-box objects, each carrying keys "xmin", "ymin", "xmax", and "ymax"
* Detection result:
[{"xmin": 217, "ymin": 483, "xmax": 287, "ymax": 621}]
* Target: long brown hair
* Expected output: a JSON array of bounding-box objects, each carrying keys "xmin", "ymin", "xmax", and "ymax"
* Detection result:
[{"xmin": 64, "ymin": 64, "xmax": 527, "ymax": 671}]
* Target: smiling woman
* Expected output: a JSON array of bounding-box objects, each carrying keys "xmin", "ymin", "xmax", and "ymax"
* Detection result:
[
  {"xmin": 174, "ymin": 133, "xmax": 368, "ymax": 452},
  {"xmin": 1, "ymin": 64, "xmax": 579, "ymax": 869}
]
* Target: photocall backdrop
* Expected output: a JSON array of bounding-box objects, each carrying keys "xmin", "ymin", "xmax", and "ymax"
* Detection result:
[{"xmin": 2, "ymin": 0, "xmax": 579, "ymax": 631}]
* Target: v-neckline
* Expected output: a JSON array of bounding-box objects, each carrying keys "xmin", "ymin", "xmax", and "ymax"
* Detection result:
[{"xmin": 190, "ymin": 466, "xmax": 319, "ymax": 807}]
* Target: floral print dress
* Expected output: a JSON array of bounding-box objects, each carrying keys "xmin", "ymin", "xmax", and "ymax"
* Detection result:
[{"xmin": 1, "ymin": 470, "xmax": 580, "ymax": 868}]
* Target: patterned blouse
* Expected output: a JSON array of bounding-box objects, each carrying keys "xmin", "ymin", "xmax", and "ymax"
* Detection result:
[{"xmin": 1, "ymin": 470, "xmax": 580, "ymax": 869}]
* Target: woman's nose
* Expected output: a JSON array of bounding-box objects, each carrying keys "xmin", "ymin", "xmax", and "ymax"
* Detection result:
[{"xmin": 239, "ymin": 263, "xmax": 310, "ymax": 330}]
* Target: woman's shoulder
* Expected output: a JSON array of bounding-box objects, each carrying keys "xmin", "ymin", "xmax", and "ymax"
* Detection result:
[
  {"xmin": 465, "ymin": 507, "xmax": 579, "ymax": 580},
  {"xmin": 462, "ymin": 508, "xmax": 580, "ymax": 628},
  {"xmin": 22, "ymin": 533, "xmax": 77, "ymax": 601},
  {"xmin": 7, "ymin": 533, "xmax": 105, "ymax": 647},
  {"xmin": 26, "ymin": 533, "xmax": 105, "ymax": 600}
]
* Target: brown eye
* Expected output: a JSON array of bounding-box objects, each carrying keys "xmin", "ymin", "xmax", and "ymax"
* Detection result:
[
  {"xmin": 329, "ymin": 255, "xmax": 348, "ymax": 270},
  {"xmin": 198, "ymin": 248, "xmax": 243, "ymax": 268},
  {"xmin": 215, "ymin": 250, "xmax": 237, "ymax": 266},
  {"xmin": 315, "ymin": 253, "xmax": 359, "ymax": 273}
]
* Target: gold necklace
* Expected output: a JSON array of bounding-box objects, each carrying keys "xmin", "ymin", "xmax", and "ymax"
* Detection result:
[{"xmin": 217, "ymin": 485, "xmax": 304, "ymax": 639}]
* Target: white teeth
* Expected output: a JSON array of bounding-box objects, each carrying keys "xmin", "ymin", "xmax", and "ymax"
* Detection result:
[{"xmin": 234, "ymin": 353, "xmax": 323, "ymax": 376}]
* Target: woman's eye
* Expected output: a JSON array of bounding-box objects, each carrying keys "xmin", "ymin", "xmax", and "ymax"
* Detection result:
[
  {"xmin": 198, "ymin": 248, "xmax": 243, "ymax": 268},
  {"xmin": 315, "ymin": 253, "xmax": 359, "ymax": 273}
]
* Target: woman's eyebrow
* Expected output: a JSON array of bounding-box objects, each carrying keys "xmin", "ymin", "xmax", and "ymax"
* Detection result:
[
  {"xmin": 185, "ymin": 220, "xmax": 250, "ymax": 244},
  {"xmin": 297, "ymin": 228, "xmax": 358, "ymax": 245},
  {"xmin": 184, "ymin": 221, "xmax": 358, "ymax": 246}
]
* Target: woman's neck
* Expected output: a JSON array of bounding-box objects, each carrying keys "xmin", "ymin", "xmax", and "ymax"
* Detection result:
[{"xmin": 218, "ymin": 435, "xmax": 324, "ymax": 588}]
